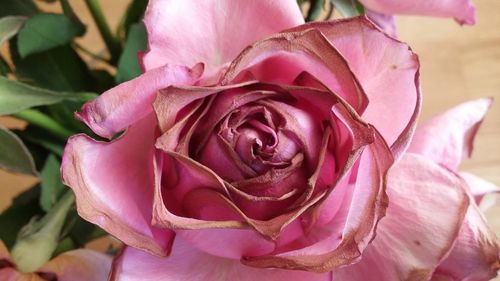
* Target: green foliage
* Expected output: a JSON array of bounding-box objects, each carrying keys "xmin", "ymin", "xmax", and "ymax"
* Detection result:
[
  {"xmin": 0, "ymin": 0, "xmax": 38, "ymax": 18},
  {"xmin": 0, "ymin": 76, "xmax": 95, "ymax": 115},
  {"xmin": 118, "ymin": 0, "xmax": 148, "ymax": 39},
  {"xmin": 0, "ymin": 0, "xmax": 151, "ymax": 255},
  {"xmin": 0, "ymin": 16, "xmax": 26, "ymax": 46},
  {"xmin": 116, "ymin": 23, "xmax": 147, "ymax": 83},
  {"xmin": 330, "ymin": 0, "xmax": 365, "ymax": 17},
  {"xmin": 306, "ymin": 0, "xmax": 325, "ymax": 22},
  {"xmin": 0, "ymin": 126, "xmax": 37, "ymax": 175},
  {"xmin": 0, "ymin": 56, "xmax": 9, "ymax": 76},
  {"xmin": 17, "ymin": 13, "xmax": 85, "ymax": 57},
  {"xmin": 10, "ymin": 41, "xmax": 95, "ymax": 92},
  {"xmin": 0, "ymin": 185, "xmax": 43, "ymax": 248},
  {"xmin": 40, "ymin": 155, "xmax": 65, "ymax": 212}
]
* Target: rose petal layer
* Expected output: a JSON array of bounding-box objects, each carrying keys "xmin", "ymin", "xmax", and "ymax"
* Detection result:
[
  {"xmin": 332, "ymin": 153, "xmax": 469, "ymax": 281},
  {"xmin": 142, "ymin": 0, "xmax": 304, "ymax": 73},
  {"xmin": 289, "ymin": 18, "xmax": 421, "ymax": 160},
  {"xmin": 61, "ymin": 115, "xmax": 174, "ymax": 256},
  {"xmin": 431, "ymin": 199, "xmax": 500, "ymax": 281},
  {"xmin": 409, "ymin": 98, "xmax": 492, "ymax": 170},
  {"xmin": 110, "ymin": 238, "xmax": 331, "ymax": 281},
  {"xmin": 78, "ymin": 64, "xmax": 203, "ymax": 139}
]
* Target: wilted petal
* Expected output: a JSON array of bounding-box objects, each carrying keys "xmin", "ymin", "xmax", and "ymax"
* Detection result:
[
  {"xmin": 359, "ymin": 0, "xmax": 476, "ymax": 25},
  {"xmin": 61, "ymin": 115, "xmax": 174, "ymax": 256},
  {"xmin": 39, "ymin": 250, "xmax": 112, "ymax": 281},
  {"xmin": 332, "ymin": 154, "xmax": 469, "ymax": 281},
  {"xmin": 223, "ymin": 29, "xmax": 368, "ymax": 115},
  {"xmin": 142, "ymin": 0, "xmax": 304, "ymax": 73},
  {"xmin": 110, "ymin": 238, "xmax": 331, "ymax": 281},
  {"xmin": 293, "ymin": 18, "xmax": 421, "ymax": 159},
  {"xmin": 242, "ymin": 129, "xmax": 392, "ymax": 272},
  {"xmin": 432, "ymin": 200, "xmax": 500, "ymax": 281},
  {"xmin": 151, "ymin": 151, "xmax": 276, "ymax": 259},
  {"xmin": 409, "ymin": 98, "xmax": 492, "ymax": 170},
  {"xmin": 77, "ymin": 64, "xmax": 203, "ymax": 139}
]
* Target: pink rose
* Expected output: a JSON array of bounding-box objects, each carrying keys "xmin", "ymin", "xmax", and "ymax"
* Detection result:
[
  {"xmin": 60, "ymin": 0, "xmax": 498, "ymax": 280},
  {"xmin": 360, "ymin": 0, "xmax": 476, "ymax": 37},
  {"xmin": 0, "ymin": 240, "xmax": 111, "ymax": 281}
]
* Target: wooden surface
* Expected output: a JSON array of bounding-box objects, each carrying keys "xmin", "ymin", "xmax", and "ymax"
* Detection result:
[{"xmin": 0, "ymin": 0, "xmax": 499, "ymax": 276}]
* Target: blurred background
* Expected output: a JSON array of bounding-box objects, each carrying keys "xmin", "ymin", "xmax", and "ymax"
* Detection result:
[{"xmin": 0, "ymin": 0, "xmax": 499, "ymax": 273}]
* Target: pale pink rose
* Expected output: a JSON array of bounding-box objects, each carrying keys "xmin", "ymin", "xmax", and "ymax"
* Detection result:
[
  {"xmin": 360, "ymin": 0, "xmax": 476, "ymax": 37},
  {"xmin": 0, "ymin": 240, "xmax": 111, "ymax": 281},
  {"xmin": 58, "ymin": 0, "xmax": 498, "ymax": 280}
]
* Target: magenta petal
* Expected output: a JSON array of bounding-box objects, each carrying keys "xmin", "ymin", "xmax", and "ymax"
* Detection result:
[
  {"xmin": 39, "ymin": 250, "xmax": 112, "ymax": 281},
  {"xmin": 359, "ymin": 0, "xmax": 476, "ymax": 25},
  {"xmin": 142, "ymin": 0, "xmax": 304, "ymax": 73},
  {"xmin": 61, "ymin": 115, "xmax": 174, "ymax": 256},
  {"xmin": 77, "ymin": 64, "xmax": 203, "ymax": 139},
  {"xmin": 332, "ymin": 154, "xmax": 469, "ymax": 281},
  {"xmin": 409, "ymin": 98, "xmax": 492, "ymax": 170},
  {"xmin": 110, "ymin": 238, "xmax": 332, "ymax": 281}
]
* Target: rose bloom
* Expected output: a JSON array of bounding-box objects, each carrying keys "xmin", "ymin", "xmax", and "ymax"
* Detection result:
[
  {"xmin": 0, "ymin": 240, "xmax": 111, "ymax": 280},
  {"xmin": 61, "ymin": 0, "xmax": 499, "ymax": 280}
]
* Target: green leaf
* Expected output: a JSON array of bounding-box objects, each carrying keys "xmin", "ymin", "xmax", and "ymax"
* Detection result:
[
  {"xmin": 306, "ymin": 0, "xmax": 325, "ymax": 22},
  {"xmin": 0, "ymin": 16, "xmax": 27, "ymax": 47},
  {"xmin": 0, "ymin": 56, "xmax": 9, "ymax": 76},
  {"xmin": 59, "ymin": 0, "xmax": 86, "ymax": 34},
  {"xmin": 0, "ymin": 185, "xmax": 43, "ymax": 248},
  {"xmin": 11, "ymin": 41, "xmax": 93, "ymax": 92},
  {"xmin": 69, "ymin": 214, "xmax": 106, "ymax": 246},
  {"xmin": 117, "ymin": 0, "xmax": 148, "ymax": 39},
  {"xmin": 0, "ymin": 76, "xmax": 96, "ymax": 115},
  {"xmin": 89, "ymin": 69, "xmax": 115, "ymax": 93},
  {"xmin": 116, "ymin": 23, "xmax": 147, "ymax": 83},
  {"xmin": 0, "ymin": 126, "xmax": 37, "ymax": 175},
  {"xmin": 330, "ymin": 0, "xmax": 365, "ymax": 17},
  {"xmin": 0, "ymin": 0, "xmax": 38, "ymax": 18},
  {"xmin": 40, "ymin": 155, "xmax": 65, "ymax": 211},
  {"xmin": 17, "ymin": 13, "xmax": 85, "ymax": 58}
]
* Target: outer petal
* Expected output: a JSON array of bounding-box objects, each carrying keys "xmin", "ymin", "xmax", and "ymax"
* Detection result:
[
  {"xmin": 77, "ymin": 64, "xmax": 203, "ymax": 139},
  {"xmin": 142, "ymin": 0, "xmax": 304, "ymax": 73},
  {"xmin": 365, "ymin": 10, "xmax": 398, "ymax": 38},
  {"xmin": 61, "ymin": 115, "xmax": 174, "ymax": 256},
  {"xmin": 461, "ymin": 172, "xmax": 499, "ymax": 209},
  {"xmin": 409, "ymin": 98, "xmax": 493, "ymax": 170},
  {"xmin": 431, "ymin": 201, "xmax": 500, "ymax": 281},
  {"xmin": 110, "ymin": 238, "xmax": 331, "ymax": 281},
  {"xmin": 290, "ymin": 18, "xmax": 421, "ymax": 160},
  {"xmin": 39, "ymin": 250, "xmax": 112, "ymax": 281},
  {"xmin": 332, "ymin": 154, "xmax": 469, "ymax": 281},
  {"xmin": 359, "ymin": 0, "xmax": 476, "ymax": 25}
]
